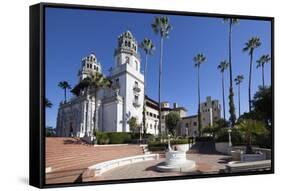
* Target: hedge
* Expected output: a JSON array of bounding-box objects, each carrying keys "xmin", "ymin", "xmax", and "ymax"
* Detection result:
[
  {"xmin": 148, "ymin": 141, "xmax": 167, "ymax": 151},
  {"xmin": 106, "ymin": 132, "xmax": 132, "ymax": 144}
]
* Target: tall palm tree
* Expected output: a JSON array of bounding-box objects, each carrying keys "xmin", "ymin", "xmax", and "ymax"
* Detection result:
[
  {"xmin": 151, "ymin": 16, "xmax": 172, "ymax": 135},
  {"xmin": 82, "ymin": 73, "xmax": 110, "ymax": 135},
  {"xmin": 140, "ymin": 38, "xmax": 155, "ymax": 137},
  {"xmin": 58, "ymin": 81, "xmax": 71, "ymax": 103},
  {"xmin": 256, "ymin": 54, "xmax": 271, "ymax": 88},
  {"xmin": 193, "ymin": 53, "xmax": 206, "ymax": 137},
  {"xmin": 243, "ymin": 37, "xmax": 261, "ymax": 112},
  {"xmin": 217, "ymin": 60, "xmax": 229, "ymax": 121},
  {"xmin": 45, "ymin": 98, "xmax": 53, "ymax": 108},
  {"xmin": 234, "ymin": 75, "xmax": 244, "ymax": 118},
  {"xmin": 223, "ymin": 18, "xmax": 239, "ymax": 128}
]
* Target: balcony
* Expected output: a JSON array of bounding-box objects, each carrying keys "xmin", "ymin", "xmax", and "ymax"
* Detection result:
[
  {"xmin": 133, "ymin": 85, "xmax": 141, "ymax": 93},
  {"xmin": 133, "ymin": 100, "xmax": 141, "ymax": 107}
]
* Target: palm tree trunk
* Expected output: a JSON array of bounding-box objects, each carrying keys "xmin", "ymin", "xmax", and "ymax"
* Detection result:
[
  {"xmin": 238, "ymin": 84, "xmax": 241, "ymax": 117},
  {"xmin": 249, "ymin": 51, "xmax": 253, "ymax": 112},
  {"xmin": 64, "ymin": 88, "xmax": 67, "ymax": 103},
  {"xmin": 222, "ymin": 72, "xmax": 226, "ymax": 121},
  {"xmin": 228, "ymin": 20, "xmax": 236, "ymax": 127},
  {"xmin": 93, "ymin": 88, "xmax": 97, "ymax": 136},
  {"xmin": 142, "ymin": 54, "xmax": 148, "ymax": 140},
  {"xmin": 197, "ymin": 66, "xmax": 201, "ymax": 137},
  {"xmin": 158, "ymin": 37, "xmax": 163, "ymax": 135},
  {"xmin": 262, "ymin": 65, "xmax": 265, "ymax": 88}
]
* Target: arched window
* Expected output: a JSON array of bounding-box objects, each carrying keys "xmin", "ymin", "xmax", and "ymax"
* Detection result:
[
  {"xmin": 125, "ymin": 41, "xmax": 127, "ymax": 46},
  {"xmin": 128, "ymin": 41, "xmax": 131, "ymax": 47},
  {"xmin": 125, "ymin": 56, "xmax": 130, "ymax": 64}
]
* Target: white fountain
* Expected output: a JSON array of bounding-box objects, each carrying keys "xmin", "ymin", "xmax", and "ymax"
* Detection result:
[{"xmin": 156, "ymin": 135, "xmax": 196, "ymax": 172}]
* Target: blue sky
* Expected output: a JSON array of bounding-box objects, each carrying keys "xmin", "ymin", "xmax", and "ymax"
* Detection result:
[{"xmin": 45, "ymin": 7, "xmax": 271, "ymax": 128}]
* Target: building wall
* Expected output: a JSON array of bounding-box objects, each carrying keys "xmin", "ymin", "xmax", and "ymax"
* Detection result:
[{"xmin": 145, "ymin": 105, "xmax": 159, "ymax": 135}]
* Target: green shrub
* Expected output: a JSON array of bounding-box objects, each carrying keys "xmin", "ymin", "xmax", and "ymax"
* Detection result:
[
  {"xmin": 171, "ymin": 139, "xmax": 189, "ymax": 145},
  {"xmin": 96, "ymin": 132, "xmax": 110, "ymax": 144},
  {"xmin": 106, "ymin": 132, "xmax": 132, "ymax": 144},
  {"xmin": 148, "ymin": 141, "xmax": 167, "ymax": 151}
]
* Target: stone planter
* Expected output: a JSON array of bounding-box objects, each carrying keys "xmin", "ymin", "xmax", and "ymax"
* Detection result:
[
  {"xmin": 174, "ymin": 144, "xmax": 189, "ymax": 153},
  {"xmin": 231, "ymin": 150, "xmax": 241, "ymax": 161},
  {"xmin": 215, "ymin": 142, "xmax": 229, "ymax": 154},
  {"xmin": 241, "ymin": 153, "xmax": 266, "ymax": 162}
]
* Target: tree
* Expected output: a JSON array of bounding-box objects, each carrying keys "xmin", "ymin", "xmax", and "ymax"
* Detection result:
[
  {"xmin": 256, "ymin": 54, "xmax": 271, "ymax": 88},
  {"xmin": 140, "ymin": 38, "xmax": 155, "ymax": 137},
  {"xmin": 193, "ymin": 53, "xmax": 206, "ymax": 137},
  {"xmin": 46, "ymin": 126, "xmax": 56, "ymax": 137},
  {"xmin": 81, "ymin": 73, "xmax": 110, "ymax": 135},
  {"xmin": 217, "ymin": 60, "xmax": 229, "ymax": 121},
  {"xmin": 252, "ymin": 85, "xmax": 272, "ymax": 126},
  {"xmin": 235, "ymin": 119, "xmax": 267, "ymax": 154},
  {"xmin": 165, "ymin": 111, "xmax": 181, "ymax": 136},
  {"xmin": 203, "ymin": 119, "xmax": 229, "ymax": 139},
  {"xmin": 128, "ymin": 116, "xmax": 138, "ymax": 133},
  {"xmin": 234, "ymin": 75, "xmax": 244, "ymax": 118},
  {"xmin": 152, "ymin": 16, "xmax": 172, "ymax": 135},
  {"xmin": 58, "ymin": 81, "xmax": 71, "ymax": 103},
  {"xmin": 223, "ymin": 18, "xmax": 239, "ymax": 128},
  {"xmin": 243, "ymin": 37, "xmax": 261, "ymax": 112},
  {"xmin": 45, "ymin": 98, "xmax": 53, "ymax": 108}
]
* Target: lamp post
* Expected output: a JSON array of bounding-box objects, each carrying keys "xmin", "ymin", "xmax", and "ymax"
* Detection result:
[
  {"xmin": 228, "ymin": 124, "xmax": 232, "ymax": 147},
  {"xmin": 154, "ymin": 120, "xmax": 158, "ymax": 136}
]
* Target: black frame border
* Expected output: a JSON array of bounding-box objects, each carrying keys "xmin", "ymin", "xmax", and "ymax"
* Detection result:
[{"xmin": 29, "ymin": 2, "xmax": 275, "ymax": 189}]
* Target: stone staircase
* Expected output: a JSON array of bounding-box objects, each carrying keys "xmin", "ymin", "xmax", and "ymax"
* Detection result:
[
  {"xmin": 46, "ymin": 137, "xmax": 143, "ymax": 184},
  {"xmin": 140, "ymin": 144, "xmax": 151, "ymax": 155}
]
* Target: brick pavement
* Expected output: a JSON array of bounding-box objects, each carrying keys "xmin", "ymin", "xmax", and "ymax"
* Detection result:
[{"xmin": 45, "ymin": 137, "xmax": 143, "ymax": 184}]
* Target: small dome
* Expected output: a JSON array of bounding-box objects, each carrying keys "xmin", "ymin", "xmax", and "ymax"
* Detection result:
[{"xmin": 119, "ymin": 30, "xmax": 134, "ymax": 40}]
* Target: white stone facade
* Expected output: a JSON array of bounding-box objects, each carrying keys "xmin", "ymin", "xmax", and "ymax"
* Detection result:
[
  {"xmin": 56, "ymin": 31, "xmax": 144, "ymax": 137},
  {"xmin": 55, "ymin": 31, "xmax": 221, "ymax": 138}
]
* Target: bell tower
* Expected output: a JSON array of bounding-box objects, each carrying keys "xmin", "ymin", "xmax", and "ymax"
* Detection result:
[
  {"xmin": 78, "ymin": 53, "xmax": 102, "ymax": 82},
  {"xmin": 114, "ymin": 30, "xmax": 140, "ymax": 72},
  {"xmin": 109, "ymin": 31, "xmax": 144, "ymax": 132}
]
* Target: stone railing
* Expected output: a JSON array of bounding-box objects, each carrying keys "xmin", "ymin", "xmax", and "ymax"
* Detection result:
[
  {"xmin": 224, "ymin": 160, "xmax": 271, "ymax": 173},
  {"xmin": 82, "ymin": 154, "xmax": 159, "ymax": 181}
]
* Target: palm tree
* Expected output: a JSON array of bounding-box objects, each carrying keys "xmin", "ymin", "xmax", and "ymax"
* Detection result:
[
  {"xmin": 223, "ymin": 18, "xmax": 239, "ymax": 128},
  {"xmin": 58, "ymin": 81, "xmax": 71, "ymax": 103},
  {"xmin": 234, "ymin": 75, "xmax": 244, "ymax": 118},
  {"xmin": 217, "ymin": 60, "xmax": 229, "ymax": 121},
  {"xmin": 256, "ymin": 54, "xmax": 271, "ymax": 88},
  {"xmin": 193, "ymin": 53, "xmax": 206, "ymax": 137},
  {"xmin": 243, "ymin": 37, "xmax": 261, "ymax": 112},
  {"xmin": 45, "ymin": 98, "xmax": 53, "ymax": 108},
  {"xmin": 235, "ymin": 119, "xmax": 267, "ymax": 154},
  {"xmin": 151, "ymin": 16, "xmax": 172, "ymax": 135},
  {"xmin": 81, "ymin": 73, "xmax": 110, "ymax": 136},
  {"xmin": 140, "ymin": 38, "xmax": 155, "ymax": 138}
]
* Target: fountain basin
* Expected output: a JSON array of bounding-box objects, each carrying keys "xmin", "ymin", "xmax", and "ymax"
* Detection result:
[{"xmin": 156, "ymin": 150, "xmax": 196, "ymax": 172}]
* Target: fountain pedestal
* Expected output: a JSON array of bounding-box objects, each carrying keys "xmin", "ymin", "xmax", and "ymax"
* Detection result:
[{"xmin": 156, "ymin": 137, "xmax": 196, "ymax": 172}]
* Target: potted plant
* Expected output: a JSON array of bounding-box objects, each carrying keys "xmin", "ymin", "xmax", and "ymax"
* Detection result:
[{"xmin": 171, "ymin": 139, "xmax": 189, "ymax": 152}]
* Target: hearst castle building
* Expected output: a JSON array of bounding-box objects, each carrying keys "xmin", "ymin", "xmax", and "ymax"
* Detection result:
[{"xmin": 56, "ymin": 31, "xmax": 221, "ymax": 138}]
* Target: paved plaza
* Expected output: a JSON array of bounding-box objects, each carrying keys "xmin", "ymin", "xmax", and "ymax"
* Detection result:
[
  {"xmin": 91, "ymin": 153, "xmax": 228, "ymax": 181},
  {"xmin": 46, "ymin": 138, "xmax": 229, "ymax": 184}
]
